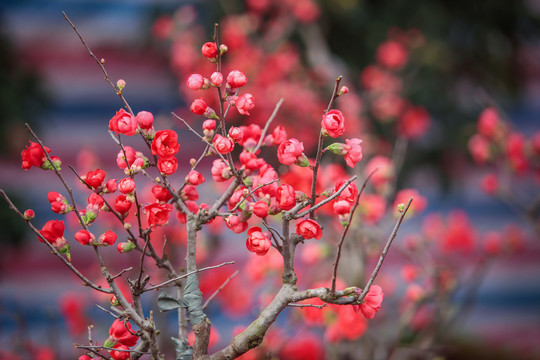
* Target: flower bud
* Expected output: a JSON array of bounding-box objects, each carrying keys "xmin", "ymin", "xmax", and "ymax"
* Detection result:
[
  {"xmin": 98, "ymin": 230, "xmax": 117, "ymax": 246},
  {"xmin": 219, "ymin": 44, "xmax": 228, "ymax": 54},
  {"xmin": 110, "ymin": 295, "xmax": 120, "ymax": 307},
  {"xmin": 210, "ymin": 72, "xmax": 223, "ymax": 86},
  {"xmin": 117, "ymin": 241, "xmax": 136, "ymax": 253},
  {"xmin": 201, "ymin": 42, "xmax": 218, "ymax": 59},
  {"xmin": 23, "ymin": 209, "xmax": 35, "ymax": 220},
  {"xmin": 116, "ymin": 79, "xmax": 126, "ymax": 92},
  {"xmin": 338, "ymin": 85, "xmax": 349, "ymax": 96}
]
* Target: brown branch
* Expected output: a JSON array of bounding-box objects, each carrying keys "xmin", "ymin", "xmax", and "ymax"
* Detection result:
[
  {"xmin": 331, "ymin": 169, "xmax": 377, "ymax": 293},
  {"xmin": 253, "ymin": 98, "xmax": 284, "ymax": 154},
  {"xmin": 230, "ymin": 179, "xmax": 279, "ymax": 213},
  {"xmin": 62, "ymin": 12, "xmax": 134, "ymax": 115},
  {"xmin": 0, "ymin": 189, "xmax": 112, "ymax": 294},
  {"xmin": 309, "ymin": 75, "xmax": 342, "ymax": 219},
  {"xmin": 143, "ymin": 261, "xmax": 235, "ymax": 292},
  {"xmin": 358, "ymin": 196, "xmax": 413, "ymax": 303},
  {"xmin": 202, "ymin": 270, "xmax": 239, "ymax": 309}
]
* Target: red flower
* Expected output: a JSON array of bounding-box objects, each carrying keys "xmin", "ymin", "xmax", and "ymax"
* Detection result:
[
  {"xmin": 110, "ymin": 344, "xmax": 130, "ymax": 360},
  {"xmin": 84, "ymin": 169, "xmax": 106, "ymax": 189},
  {"xmin": 135, "ymin": 111, "xmax": 154, "ymax": 130},
  {"xmin": 246, "ymin": 227, "xmax": 271, "ymax": 256},
  {"xmin": 335, "ymin": 179, "xmax": 358, "ymax": 204},
  {"xmin": 398, "ymin": 106, "xmax": 430, "ymax": 139},
  {"xmin": 23, "ymin": 209, "xmax": 35, "ymax": 220},
  {"xmin": 276, "ymin": 184, "xmax": 296, "ymax": 211},
  {"xmin": 295, "ymin": 219, "xmax": 322, "ymax": 240},
  {"xmin": 228, "ymin": 126, "xmax": 244, "ymax": 143},
  {"xmin": 186, "ymin": 170, "xmax": 205, "ymax": 185},
  {"xmin": 116, "ymin": 146, "xmax": 137, "ymax": 170},
  {"xmin": 151, "ymin": 130, "xmax": 180, "ymax": 158},
  {"xmin": 226, "ymin": 70, "xmax": 247, "ymax": 88},
  {"xmin": 145, "ymin": 203, "xmax": 173, "ymax": 227},
  {"xmin": 252, "ymin": 201, "xmax": 269, "ymax": 218},
  {"xmin": 114, "ymin": 195, "xmax": 132, "ymax": 215},
  {"xmin": 74, "ymin": 230, "xmax": 94, "ymax": 246},
  {"xmin": 186, "ymin": 74, "xmax": 205, "ymax": 90},
  {"xmin": 99, "ymin": 230, "xmax": 117, "ymax": 246},
  {"xmin": 236, "ymin": 93, "xmax": 255, "ymax": 116},
  {"xmin": 21, "ymin": 141, "xmax": 51, "ymax": 170},
  {"xmin": 376, "ymin": 40, "xmax": 408, "ymax": 70},
  {"xmin": 151, "ymin": 185, "xmax": 173, "ymax": 203},
  {"xmin": 211, "ymin": 159, "xmax": 233, "ymax": 182},
  {"xmin": 190, "ymin": 98, "xmax": 209, "ymax": 115},
  {"xmin": 39, "ymin": 220, "xmax": 65, "ymax": 247},
  {"xmin": 213, "ymin": 134, "xmax": 235, "ymax": 154},
  {"xmin": 108, "ymin": 319, "xmax": 139, "ymax": 347},
  {"xmin": 277, "ymin": 138, "xmax": 305, "ymax": 166},
  {"xmin": 210, "ymin": 72, "xmax": 223, "ymax": 86},
  {"xmin": 343, "ymin": 138, "xmax": 363, "ymax": 167},
  {"xmin": 118, "ymin": 178, "xmax": 136, "ymax": 194},
  {"xmin": 355, "ymin": 284, "xmax": 384, "ymax": 319},
  {"xmin": 201, "ymin": 42, "xmax": 218, "ymax": 58},
  {"xmin": 157, "ymin": 156, "xmax": 178, "ymax": 175},
  {"xmin": 109, "ymin": 109, "xmax": 138, "ymax": 136},
  {"xmin": 321, "ymin": 109, "xmax": 345, "ymax": 138}
]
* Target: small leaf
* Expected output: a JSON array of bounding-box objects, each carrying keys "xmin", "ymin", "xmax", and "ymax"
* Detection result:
[{"xmin": 157, "ymin": 292, "xmax": 186, "ymax": 312}]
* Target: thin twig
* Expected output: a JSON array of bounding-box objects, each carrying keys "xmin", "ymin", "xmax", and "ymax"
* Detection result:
[
  {"xmin": 358, "ymin": 197, "xmax": 413, "ymax": 303},
  {"xmin": 253, "ymin": 98, "xmax": 284, "ymax": 153},
  {"xmin": 202, "ymin": 270, "xmax": 239, "ymax": 309},
  {"xmin": 96, "ymin": 304, "xmax": 120, "ymax": 318},
  {"xmin": 331, "ymin": 169, "xmax": 377, "ymax": 293},
  {"xmin": 0, "ymin": 190, "xmax": 112, "ymax": 294},
  {"xmin": 230, "ymin": 179, "xmax": 279, "ymax": 213},
  {"xmin": 62, "ymin": 12, "xmax": 133, "ymax": 115},
  {"xmin": 309, "ymin": 75, "xmax": 342, "ymax": 219},
  {"xmin": 288, "ymin": 303, "xmax": 328, "ymax": 309},
  {"xmin": 144, "ymin": 261, "xmax": 235, "ymax": 292},
  {"xmin": 111, "ymin": 267, "xmax": 133, "ymax": 280},
  {"xmin": 295, "ymin": 175, "xmax": 357, "ymax": 219}
]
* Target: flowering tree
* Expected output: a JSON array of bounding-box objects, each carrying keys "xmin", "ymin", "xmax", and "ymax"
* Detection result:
[{"xmin": 0, "ymin": 12, "xmax": 417, "ymax": 360}]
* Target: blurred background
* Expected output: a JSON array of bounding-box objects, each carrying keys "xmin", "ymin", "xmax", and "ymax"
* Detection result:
[{"xmin": 1, "ymin": 0, "xmax": 540, "ymax": 359}]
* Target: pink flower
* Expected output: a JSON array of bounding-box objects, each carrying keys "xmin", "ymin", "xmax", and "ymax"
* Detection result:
[
  {"xmin": 21, "ymin": 141, "xmax": 51, "ymax": 170},
  {"xmin": 105, "ymin": 179, "xmax": 118, "ymax": 193},
  {"xmin": 376, "ymin": 40, "xmax": 408, "ymax": 70},
  {"xmin": 74, "ymin": 230, "xmax": 95, "ymax": 246},
  {"xmin": 114, "ymin": 194, "xmax": 132, "ymax": 215},
  {"xmin": 398, "ymin": 106, "xmax": 430, "ymax": 139},
  {"xmin": 157, "ymin": 156, "xmax": 178, "ymax": 175},
  {"xmin": 186, "ymin": 74, "xmax": 205, "ymax": 90},
  {"xmin": 226, "ymin": 70, "xmax": 247, "ymax": 88},
  {"xmin": 135, "ymin": 111, "xmax": 154, "ymax": 130},
  {"xmin": 468, "ymin": 134, "xmax": 490, "ymax": 163},
  {"xmin": 145, "ymin": 203, "xmax": 173, "ymax": 227},
  {"xmin": 321, "ymin": 109, "xmax": 345, "ymax": 138},
  {"xmin": 186, "ymin": 170, "xmax": 205, "ymax": 185},
  {"xmin": 213, "ymin": 134, "xmax": 235, "ymax": 154},
  {"xmin": 343, "ymin": 138, "xmax": 363, "ymax": 167},
  {"xmin": 333, "ymin": 200, "xmax": 351, "ymax": 215},
  {"xmin": 295, "ymin": 219, "xmax": 322, "ymax": 240},
  {"xmin": 118, "ymin": 178, "xmax": 136, "ymax": 194},
  {"xmin": 246, "ymin": 227, "xmax": 271, "ymax": 256},
  {"xmin": 210, "ymin": 72, "xmax": 223, "ymax": 86},
  {"xmin": 236, "ymin": 93, "xmax": 255, "ymax": 115},
  {"xmin": 365, "ymin": 156, "xmax": 395, "ymax": 190},
  {"xmin": 266, "ymin": 125, "xmax": 287, "ymax": 146},
  {"xmin": 116, "ymin": 146, "xmax": 137, "ymax": 170},
  {"xmin": 335, "ymin": 179, "xmax": 358, "ymax": 204},
  {"xmin": 181, "ymin": 185, "xmax": 199, "ymax": 201},
  {"xmin": 355, "ymin": 285, "xmax": 384, "ymax": 319},
  {"xmin": 98, "ymin": 230, "xmax": 117, "ymax": 246},
  {"xmin": 228, "ymin": 126, "xmax": 244, "ymax": 142},
  {"xmin": 201, "ymin": 42, "xmax": 218, "ymax": 58},
  {"xmin": 152, "ymin": 185, "xmax": 173, "ymax": 203},
  {"xmin": 276, "ymin": 184, "xmax": 296, "ymax": 211},
  {"xmin": 109, "ymin": 109, "xmax": 138, "ymax": 136},
  {"xmin": 277, "ymin": 138, "xmax": 305, "ymax": 166},
  {"xmin": 211, "ymin": 159, "xmax": 233, "ymax": 182},
  {"xmin": 84, "ymin": 169, "xmax": 106, "ymax": 189},
  {"xmin": 226, "ymin": 214, "xmax": 248, "ymax": 233},
  {"xmin": 151, "ymin": 130, "xmax": 180, "ymax": 157},
  {"xmin": 239, "ymin": 150, "xmax": 265, "ymax": 171},
  {"xmin": 252, "ymin": 201, "xmax": 269, "ymax": 218},
  {"xmin": 481, "ymin": 173, "xmax": 498, "ymax": 195},
  {"xmin": 478, "ymin": 107, "xmax": 500, "ymax": 139}
]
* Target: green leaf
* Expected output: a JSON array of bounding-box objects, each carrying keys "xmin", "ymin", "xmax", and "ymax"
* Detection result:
[{"xmin": 157, "ymin": 292, "xmax": 186, "ymax": 312}]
